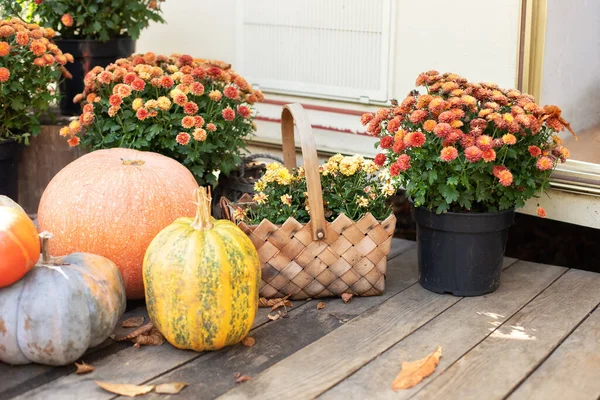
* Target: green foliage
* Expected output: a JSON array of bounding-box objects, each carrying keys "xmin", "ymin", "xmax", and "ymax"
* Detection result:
[{"xmin": 1, "ymin": 0, "xmax": 165, "ymax": 41}]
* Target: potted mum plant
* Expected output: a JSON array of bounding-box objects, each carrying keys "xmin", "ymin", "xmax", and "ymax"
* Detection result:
[
  {"xmin": 365, "ymin": 70, "xmax": 573, "ymax": 296},
  {"xmin": 0, "ymin": 18, "xmax": 73, "ymax": 199},
  {"xmin": 2, "ymin": 0, "xmax": 166, "ymax": 115},
  {"xmin": 60, "ymin": 52, "xmax": 264, "ymax": 186}
]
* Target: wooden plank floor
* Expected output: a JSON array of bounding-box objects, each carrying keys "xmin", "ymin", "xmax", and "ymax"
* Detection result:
[{"xmin": 2, "ymin": 238, "xmax": 599, "ymax": 400}]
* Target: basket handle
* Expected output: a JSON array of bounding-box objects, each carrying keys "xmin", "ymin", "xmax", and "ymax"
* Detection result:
[{"xmin": 281, "ymin": 104, "xmax": 327, "ymax": 241}]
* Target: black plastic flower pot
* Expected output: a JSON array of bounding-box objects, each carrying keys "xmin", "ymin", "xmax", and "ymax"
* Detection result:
[
  {"xmin": 0, "ymin": 139, "xmax": 23, "ymax": 201},
  {"xmin": 412, "ymin": 206, "xmax": 515, "ymax": 296},
  {"xmin": 55, "ymin": 36, "xmax": 136, "ymax": 116}
]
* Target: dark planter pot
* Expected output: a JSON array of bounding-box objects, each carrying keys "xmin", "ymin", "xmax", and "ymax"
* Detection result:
[
  {"xmin": 412, "ymin": 206, "xmax": 515, "ymax": 296},
  {"xmin": 56, "ymin": 37, "xmax": 136, "ymax": 116},
  {"xmin": 0, "ymin": 139, "xmax": 24, "ymax": 201}
]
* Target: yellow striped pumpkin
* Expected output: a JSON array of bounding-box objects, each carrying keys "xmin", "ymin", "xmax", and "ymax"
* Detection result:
[{"xmin": 143, "ymin": 187, "xmax": 260, "ymax": 351}]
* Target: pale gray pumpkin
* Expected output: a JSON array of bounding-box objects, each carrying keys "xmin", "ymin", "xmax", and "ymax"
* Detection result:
[{"xmin": 0, "ymin": 234, "xmax": 126, "ymax": 366}]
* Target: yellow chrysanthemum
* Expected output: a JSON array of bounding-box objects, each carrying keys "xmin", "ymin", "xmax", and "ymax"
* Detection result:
[
  {"xmin": 145, "ymin": 99, "xmax": 159, "ymax": 110},
  {"xmin": 280, "ymin": 194, "xmax": 292, "ymax": 206},
  {"xmin": 362, "ymin": 160, "xmax": 379, "ymax": 174},
  {"xmin": 254, "ymin": 180, "xmax": 266, "ymax": 192},
  {"xmin": 356, "ymin": 196, "xmax": 369, "ymax": 208},
  {"xmin": 339, "ymin": 156, "xmax": 361, "ymax": 176},
  {"xmin": 157, "ymin": 96, "xmax": 171, "ymax": 111},
  {"xmin": 253, "ymin": 192, "xmax": 268, "ymax": 205},
  {"xmin": 132, "ymin": 98, "xmax": 144, "ymax": 111}
]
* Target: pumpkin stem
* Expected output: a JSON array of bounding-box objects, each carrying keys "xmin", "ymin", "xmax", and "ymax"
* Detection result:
[
  {"xmin": 191, "ymin": 187, "xmax": 214, "ymax": 230},
  {"xmin": 39, "ymin": 231, "xmax": 53, "ymax": 263}
]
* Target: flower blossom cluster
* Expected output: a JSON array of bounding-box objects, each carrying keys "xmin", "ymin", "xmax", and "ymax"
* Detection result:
[
  {"xmin": 59, "ymin": 52, "xmax": 264, "ymax": 185},
  {"xmin": 363, "ymin": 71, "xmax": 573, "ymax": 215},
  {"xmin": 240, "ymin": 154, "xmax": 394, "ymax": 225}
]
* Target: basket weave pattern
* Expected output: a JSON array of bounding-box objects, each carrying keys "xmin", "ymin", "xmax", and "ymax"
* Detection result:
[{"xmin": 237, "ymin": 213, "xmax": 396, "ymax": 300}]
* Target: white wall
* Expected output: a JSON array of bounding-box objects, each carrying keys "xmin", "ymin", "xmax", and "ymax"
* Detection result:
[
  {"xmin": 541, "ymin": 0, "xmax": 600, "ymax": 134},
  {"xmin": 392, "ymin": 0, "xmax": 520, "ymax": 99}
]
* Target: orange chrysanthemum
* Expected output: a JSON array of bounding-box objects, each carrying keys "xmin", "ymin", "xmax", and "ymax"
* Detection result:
[
  {"xmin": 80, "ymin": 112, "xmax": 94, "ymax": 126},
  {"xmin": 423, "ymin": 119, "xmax": 437, "ymax": 132},
  {"xmin": 131, "ymin": 78, "xmax": 145, "ymax": 91},
  {"xmin": 136, "ymin": 108, "xmax": 149, "ymax": 121},
  {"xmin": 386, "ymin": 116, "xmax": 402, "ymax": 133},
  {"xmin": 67, "ymin": 136, "xmax": 80, "ymax": 147},
  {"xmin": 380, "ymin": 136, "xmax": 393, "ymax": 149},
  {"xmin": 403, "ymin": 131, "xmax": 426, "ymax": 148},
  {"xmin": 183, "ymin": 101, "xmax": 199, "ymax": 115},
  {"xmin": 528, "ymin": 145, "xmax": 542, "ymax": 157},
  {"xmin": 440, "ymin": 146, "xmax": 458, "ymax": 162},
  {"xmin": 482, "ymin": 149, "xmax": 496, "ymax": 162},
  {"xmin": 360, "ymin": 113, "xmax": 374, "ymax": 126},
  {"xmin": 0, "ymin": 42, "xmax": 10, "ymax": 57},
  {"xmin": 33, "ymin": 57, "xmax": 45, "ymax": 66},
  {"xmin": 536, "ymin": 156, "xmax": 553, "ymax": 171},
  {"xmin": 16, "ymin": 31, "xmax": 29, "ymax": 46},
  {"xmin": 237, "ymin": 105, "xmax": 251, "ymax": 118},
  {"xmin": 193, "ymin": 128, "xmax": 207, "ymax": 142},
  {"xmin": 190, "ymin": 82, "xmax": 204, "ymax": 96},
  {"xmin": 0, "ymin": 67, "xmax": 9, "ymax": 83},
  {"xmin": 206, "ymin": 123, "xmax": 217, "ymax": 132},
  {"xmin": 176, "ymin": 132, "xmax": 191, "ymax": 145},
  {"xmin": 68, "ymin": 120, "xmax": 82, "ymax": 135},
  {"xmin": 0, "ymin": 26, "xmax": 14, "ymax": 38},
  {"xmin": 193, "ymin": 115, "xmax": 205, "ymax": 128},
  {"xmin": 476, "ymin": 135, "xmax": 493, "ymax": 151},
  {"xmin": 61, "ymin": 14, "xmax": 74, "ymax": 27},
  {"xmin": 181, "ymin": 116, "xmax": 195, "ymax": 129},
  {"xmin": 502, "ymin": 134, "xmax": 517, "ymax": 145},
  {"xmin": 396, "ymin": 154, "xmax": 411, "ymax": 172},
  {"xmin": 497, "ymin": 170, "xmax": 513, "ymax": 187},
  {"xmin": 537, "ymin": 207, "xmax": 547, "ymax": 218},
  {"xmin": 224, "ymin": 85, "xmax": 239, "ymax": 99},
  {"xmin": 433, "ymin": 122, "xmax": 451, "ymax": 138},
  {"xmin": 109, "ymin": 94, "xmax": 122, "ymax": 107}
]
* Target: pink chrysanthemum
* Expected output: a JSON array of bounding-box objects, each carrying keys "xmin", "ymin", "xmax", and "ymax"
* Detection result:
[
  {"xmin": 404, "ymin": 131, "xmax": 426, "ymax": 148},
  {"xmin": 183, "ymin": 101, "xmax": 199, "ymax": 115},
  {"xmin": 192, "ymin": 67, "xmax": 207, "ymax": 79},
  {"xmin": 380, "ymin": 136, "xmax": 393, "ymax": 149},
  {"xmin": 109, "ymin": 94, "xmax": 122, "ymax": 107},
  {"xmin": 224, "ymin": 85, "xmax": 239, "ymax": 99},
  {"xmin": 67, "ymin": 136, "xmax": 80, "ymax": 147},
  {"xmin": 136, "ymin": 108, "xmax": 149, "ymax": 121},
  {"xmin": 437, "ymin": 110, "xmax": 456, "ymax": 123},
  {"xmin": 131, "ymin": 78, "xmax": 145, "ymax": 91},
  {"xmin": 193, "ymin": 116, "xmax": 205, "ymax": 128},
  {"xmin": 464, "ymin": 146, "xmax": 482, "ymax": 163},
  {"xmin": 222, "ymin": 107, "xmax": 235, "ymax": 121},
  {"xmin": 392, "ymin": 139, "xmax": 405, "ymax": 154},
  {"xmin": 61, "ymin": 13, "xmax": 74, "ymax": 27},
  {"xmin": 440, "ymin": 146, "xmax": 458, "ymax": 162},
  {"xmin": 190, "ymin": 82, "xmax": 204, "ymax": 96},
  {"xmin": 386, "ymin": 117, "xmax": 402, "ymax": 134},
  {"xmin": 536, "ymin": 156, "xmax": 554, "ymax": 171},
  {"xmin": 476, "ymin": 135, "xmax": 493, "ymax": 151},
  {"xmin": 397, "ymin": 154, "xmax": 411, "ymax": 172},
  {"xmin": 237, "ymin": 105, "xmax": 251, "ymax": 118},
  {"xmin": 374, "ymin": 153, "xmax": 386, "ymax": 166},
  {"xmin": 193, "ymin": 128, "xmax": 207, "ymax": 142},
  {"xmin": 460, "ymin": 135, "xmax": 476, "ymax": 148},
  {"xmin": 366, "ymin": 119, "xmax": 381, "ymax": 136},
  {"xmin": 433, "ymin": 122, "xmax": 451, "ymax": 139},
  {"xmin": 206, "ymin": 123, "xmax": 217, "ymax": 132},
  {"xmin": 528, "ymin": 145, "xmax": 542, "ymax": 157},
  {"xmin": 409, "ymin": 109, "xmax": 429, "ymax": 124},
  {"xmin": 180, "ymin": 74, "xmax": 194, "ymax": 85},
  {"xmin": 176, "ymin": 132, "xmax": 191, "ymax": 145},
  {"xmin": 113, "ymin": 84, "xmax": 133, "ymax": 98},
  {"xmin": 124, "ymin": 72, "xmax": 137, "ymax": 85}
]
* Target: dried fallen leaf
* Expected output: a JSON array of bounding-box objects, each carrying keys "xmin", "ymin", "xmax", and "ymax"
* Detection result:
[
  {"xmin": 155, "ymin": 382, "xmax": 188, "ymax": 394},
  {"xmin": 122, "ymin": 316, "xmax": 145, "ymax": 328},
  {"xmin": 115, "ymin": 322, "xmax": 165, "ymax": 347},
  {"xmin": 235, "ymin": 375, "xmax": 252, "ymax": 384},
  {"xmin": 241, "ymin": 336, "xmax": 256, "ymax": 347},
  {"xmin": 259, "ymin": 295, "xmax": 293, "ymax": 310},
  {"xmin": 233, "ymin": 372, "xmax": 241, "ymax": 378},
  {"xmin": 75, "ymin": 362, "xmax": 94, "ymax": 375},
  {"xmin": 95, "ymin": 381, "xmax": 154, "ymax": 397},
  {"xmin": 341, "ymin": 293, "xmax": 353, "ymax": 303},
  {"xmin": 115, "ymin": 322, "xmax": 154, "ymax": 341},
  {"xmin": 392, "ymin": 346, "xmax": 442, "ymax": 391},
  {"xmin": 317, "ymin": 302, "xmax": 325, "ymax": 310}
]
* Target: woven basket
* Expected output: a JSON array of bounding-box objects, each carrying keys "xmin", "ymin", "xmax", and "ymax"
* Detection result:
[{"xmin": 222, "ymin": 103, "xmax": 396, "ymax": 300}]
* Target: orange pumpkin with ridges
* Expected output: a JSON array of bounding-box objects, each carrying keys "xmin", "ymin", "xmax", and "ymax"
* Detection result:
[
  {"xmin": 37, "ymin": 148, "xmax": 199, "ymax": 299},
  {"xmin": 0, "ymin": 207, "xmax": 40, "ymax": 288}
]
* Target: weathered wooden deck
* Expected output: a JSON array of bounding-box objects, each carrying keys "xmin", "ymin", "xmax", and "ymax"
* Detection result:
[{"xmin": 2, "ymin": 239, "xmax": 599, "ymax": 400}]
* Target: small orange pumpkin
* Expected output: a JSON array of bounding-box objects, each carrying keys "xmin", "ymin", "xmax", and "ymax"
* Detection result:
[
  {"xmin": 37, "ymin": 148, "xmax": 199, "ymax": 299},
  {"xmin": 0, "ymin": 207, "xmax": 40, "ymax": 288}
]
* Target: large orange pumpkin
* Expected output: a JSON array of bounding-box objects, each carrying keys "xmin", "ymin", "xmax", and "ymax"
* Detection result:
[
  {"xmin": 0, "ymin": 207, "xmax": 40, "ymax": 288},
  {"xmin": 37, "ymin": 148, "xmax": 199, "ymax": 299}
]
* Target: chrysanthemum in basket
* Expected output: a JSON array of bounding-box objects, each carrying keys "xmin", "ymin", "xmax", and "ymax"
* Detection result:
[
  {"xmin": 59, "ymin": 52, "xmax": 264, "ymax": 185},
  {"xmin": 236, "ymin": 155, "xmax": 395, "ymax": 225},
  {"xmin": 0, "ymin": 18, "xmax": 73, "ymax": 144},
  {"xmin": 363, "ymin": 70, "xmax": 574, "ymax": 296}
]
